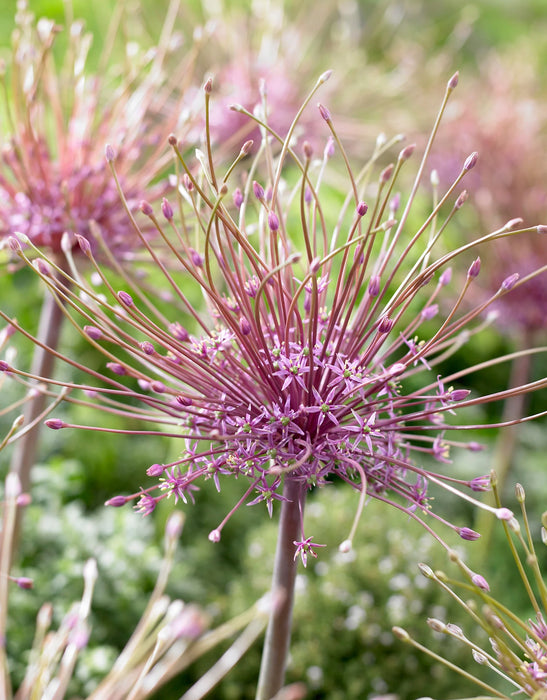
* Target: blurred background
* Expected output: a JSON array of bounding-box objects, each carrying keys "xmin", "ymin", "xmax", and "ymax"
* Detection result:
[{"xmin": 1, "ymin": 0, "xmax": 547, "ymax": 698}]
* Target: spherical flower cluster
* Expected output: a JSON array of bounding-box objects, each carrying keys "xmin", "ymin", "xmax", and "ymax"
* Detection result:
[
  {"xmin": 4, "ymin": 72, "xmax": 546, "ymax": 557},
  {"xmin": 0, "ymin": 1, "xmax": 200, "ymax": 259}
]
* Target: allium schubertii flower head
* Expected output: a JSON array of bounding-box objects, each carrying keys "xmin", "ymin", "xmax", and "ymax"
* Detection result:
[{"xmin": 4, "ymin": 71, "xmax": 547, "ymax": 562}]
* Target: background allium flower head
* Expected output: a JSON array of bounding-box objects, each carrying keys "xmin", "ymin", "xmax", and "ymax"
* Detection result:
[
  {"xmin": 430, "ymin": 52, "xmax": 547, "ymax": 336},
  {"xmin": 0, "ymin": 1, "xmax": 200, "ymax": 260},
  {"xmin": 5, "ymin": 72, "xmax": 547, "ymax": 557}
]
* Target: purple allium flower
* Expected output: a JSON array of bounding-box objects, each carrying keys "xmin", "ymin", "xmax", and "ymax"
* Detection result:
[
  {"xmin": 0, "ymin": 3, "xmax": 197, "ymax": 259},
  {"xmin": 430, "ymin": 58, "xmax": 547, "ymax": 336},
  {"xmin": 5, "ymin": 74, "xmax": 547, "ymax": 555}
]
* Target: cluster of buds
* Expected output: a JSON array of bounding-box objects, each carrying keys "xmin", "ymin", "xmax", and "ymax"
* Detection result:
[{"xmin": 395, "ymin": 478, "xmax": 547, "ymax": 699}]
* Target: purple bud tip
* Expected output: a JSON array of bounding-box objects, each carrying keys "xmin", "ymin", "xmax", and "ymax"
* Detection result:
[
  {"xmin": 117, "ymin": 290, "xmax": 134, "ymax": 307},
  {"xmin": 303, "ymin": 141, "xmax": 313, "ymax": 159},
  {"xmin": 183, "ymin": 174, "xmax": 194, "ymax": 192},
  {"xmin": 176, "ymin": 395, "xmax": 193, "ymax": 407},
  {"xmin": 105, "ymin": 144, "xmax": 116, "ymax": 162},
  {"xmin": 448, "ymin": 71, "xmax": 459, "ymax": 90},
  {"xmin": 268, "ymin": 211, "xmax": 279, "ymax": 231},
  {"xmin": 537, "ymin": 224, "xmax": 547, "ymax": 234},
  {"xmin": 208, "ymin": 529, "xmax": 221, "ymax": 543},
  {"xmin": 203, "ymin": 77, "xmax": 213, "ymax": 93},
  {"xmin": 7, "ymin": 236, "xmax": 22, "ymax": 253},
  {"xmin": 458, "ymin": 527, "xmax": 481, "ymax": 541},
  {"xmin": 75, "ymin": 234, "xmax": 91, "ymax": 256},
  {"xmin": 467, "ymin": 257, "xmax": 481, "ymax": 279},
  {"xmin": 106, "ymin": 362, "xmax": 126, "ymax": 376},
  {"xmin": 151, "ymin": 381, "xmax": 166, "ymax": 393},
  {"xmin": 190, "ymin": 249, "xmax": 204, "ymax": 267},
  {"xmin": 455, "ymin": 190, "xmax": 468, "ymax": 209},
  {"xmin": 421, "ymin": 304, "xmax": 438, "ymax": 320},
  {"xmin": 169, "ymin": 322, "xmax": 189, "ymax": 341},
  {"xmin": 168, "ymin": 133, "xmax": 178, "ymax": 146},
  {"xmin": 16, "ymin": 493, "xmax": 32, "ymax": 506},
  {"xmin": 399, "ymin": 144, "xmax": 416, "ymax": 161},
  {"xmin": 84, "ymin": 326, "xmax": 103, "ymax": 340},
  {"xmin": 496, "ymin": 507, "xmax": 514, "ymax": 521},
  {"xmin": 45, "ymin": 419, "xmax": 66, "ymax": 430},
  {"xmin": 139, "ymin": 200, "xmax": 154, "ymax": 216},
  {"xmin": 471, "ymin": 574, "xmax": 490, "ymax": 592},
  {"xmin": 233, "ymin": 188, "xmax": 244, "ymax": 209},
  {"xmin": 469, "ymin": 475, "xmax": 490, "ymax": 491},
  {"xmin": 318, "ymin": 103, "xmax": 331, "ymax": 122},
  {"xmin": 450, "ymin": 389, "xmax": 470, "ymax": 401},
  {"xmin": 105, "ymin": 495, "xmax": 128, "ymax": 507},
  {"xmin": 15, "ymin": 577, "xmax": 33, "ymax": 590},
  {"xmin": 161, "ymin": 198, "xmax": 174, "ymax": 220},
  {"xmin": 0, "ymin": 360, "xmax": 11, "ymax": 372},
  {"xmin": 34, "ymin": 259, "xmax": 51, "ymax": 276},
  {"xmin": 464, "ymin": 151, "xmax": 479, "ymax": 171},
  {"xmin": 468, "ymin": 442, "xmax": 484, "ymax": 453},
  {"xmin": 147, "ymin": 463, "xmax": 164, "ymax": 477},
  {"xmin": 241, "ymin": 140, "xmax": 253, "ymax": 155},
  {"xmin": 357, "ymin": 202, "xmax": 368, "ymax": 216},
  {"xmin": 380, "ymin": 164, "xmax": 394, "ymax": 183},
  {"xmin": 253, "ymin": 180, "xmax": 265, "ymax": 200},
  {"xmin": 390, "ymin": 193, "xmax": 401, "ymax": 212},
  {"xmin": 239, "ymin": 316, "xmax": 251, "ymax": 335},
  {"xmin": 140, "ymin": 341, "xmax": 155, "ymax": 355},
  {"xmin": 368, "ymin": 276, "xmax": 380, "ymax": 297},
  {"xmin": 378, "ymin": 316, "xmax": 394, "ymax": 334},
  {"xmin": 310, "ymin": 257, "xmax": 321, "ymax": 275},
  {"xmin": 324, "ymin": 136, "xmax": 335, "ymax": 158},
  {"xmin": 439, "ymin": 268, "xmax": 452, "ymax": 286},
  {"xmin": 501, "ymin": 272, "xmax": 519, "ymax": 291}
]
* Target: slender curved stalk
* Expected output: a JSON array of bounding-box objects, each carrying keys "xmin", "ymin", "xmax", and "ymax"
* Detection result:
[{"xmin": 256, "ymin": 479, "xmax": 305, "ymax": 700}]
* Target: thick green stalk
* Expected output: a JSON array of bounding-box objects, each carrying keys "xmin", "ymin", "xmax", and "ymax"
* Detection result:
[{"xmin": 256, "ymin": 478, "xmax": 305, "ymax": 700}]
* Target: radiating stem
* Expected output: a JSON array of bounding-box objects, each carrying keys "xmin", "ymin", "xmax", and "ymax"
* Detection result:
[{"xmin": 255, "ymin": 478, "xmax": 305, "ymax": 700}]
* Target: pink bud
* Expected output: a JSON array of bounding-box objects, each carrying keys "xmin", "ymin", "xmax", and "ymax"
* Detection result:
[
  {"xmin": 458, "ymin": 527, "xmax": 480, "ymax": 541},
  {"xmin": 239, "ymin": 316, "xmax": 251, "ymax": 335},
  {"xmin": 439, "ymin": 268, "xmax": 452, "ymax": 286},
  {"xmin": 161, "ymin": 198, "xmax": 174, "ymax": 220},
  {"xmin": 448, "ymin": 71, "xmax": 459, "ymax": 90},
  {"xmin": 140, "ymin": 341, "xmax": 155, "ymax": 355},
  {"xmin": 241, "ymin": 140, "xmax": 253, "ymax": 155},
  {"xmin": 105, "ymin": 495, "xmax": 128, "ymax": 507},
  {"xmin": 399, "ymin": 144, "xmax": 416, "ymax": 161},
  {"xmin": 45, "ymin": 419, "xmax": 66, "ymax": 430},
  {"xmin": 368, "ymin": 276, "xmax": 380, "ymax": 297},
  {"xmin": 421, "ymin": 304, "xmax": 438, "ymax": 320},
  {"xmin": 139, "ymin": 200, "xmax": 154, "ymax": 216},
  {"xmin": 471, "ymin": 574, "xmax": 490, "ymax": 592},
  {"xmin": 357, "ymin": 202, "xmax": 368, "ymax": 216},
  {"xmin": 15, "ymin": 577, "xmax": 33, "ymax": 589},
  {"xmin": 106, "ymin": 362, "xmax": 126, "ymax": 376},
  {"xmin": 467, "ymin": 257, "xmax": 481, "ymax": 279},
  {"xmin": 450, "ymin": 389, "xmax": 470, "ymax": 401},
  {"xmin": 378, "ymin": 316, "xmax": 394, "ymax": 334},
  {"xmin": 84, "ymin": 326, "xmax": 103, "ymax": 340},
  {"xmin": 253, "ymin": 181, "xmax": 265, "ymax": 200},
  {"xmin": 118, "ymin": 290, "xmax": 134, "ymax": 307},
  {"xmin": 464, "ymin": 151, "xmax": 478, "ymax": 171},
  {"xmin": 147, "ymin": 463, "xmax": 165, "ymax": 477},
  {"xmin": 208, "ymin": 529, "xmax": 221, "ymax": 543},
  {"xmin": 303, "ymin": 141, "xmax": 313, "ymax": 159},
  {"xmin": 537, "ymin": 224, "xmax": 547, "ymax": 234},
  {"xmin": 380, "ymin": 164, "xmax": 394, "ymax": 183},
  {"xmin": 455, "ymin": 190, "xmax": 468, "ymax": 209},
  {"xmin": 105, "ymin": 144, "xmax": 116, "ymax": 162},
  {"xmin": 76, "ymin": 234, "xmax": 91, "ymax": 256},
  {"xmin": 268, "ymin": 211, "xmax": 279, "ymax": 231},
  {"xmin": 203, "ymin": 76, "xmax": 213, "ymax": 94},
  {"xmin": 324, "ymin": 136, "xmax": 335, "ymax": 158},
  {"xmin": 318, "ymin": 103, "xmax": 331, "ymax": 121},
  {"xmin": 501, "ymin": 273, "xmax": 519, "ymax": 291},
  {"xmin": 233, "ymin": 188, "xmax": 244, "ymax": 209}
]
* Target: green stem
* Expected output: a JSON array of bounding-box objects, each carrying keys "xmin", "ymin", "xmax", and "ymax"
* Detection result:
[{"xmin": 255, "ymin": 479, "xmax": 305, "ymax": 700}]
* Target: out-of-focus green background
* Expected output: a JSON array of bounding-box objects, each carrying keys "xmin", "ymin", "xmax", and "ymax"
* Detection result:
[{"xmin": 1, "ymin": 1, "xmax": 547, "ymax": 699}]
